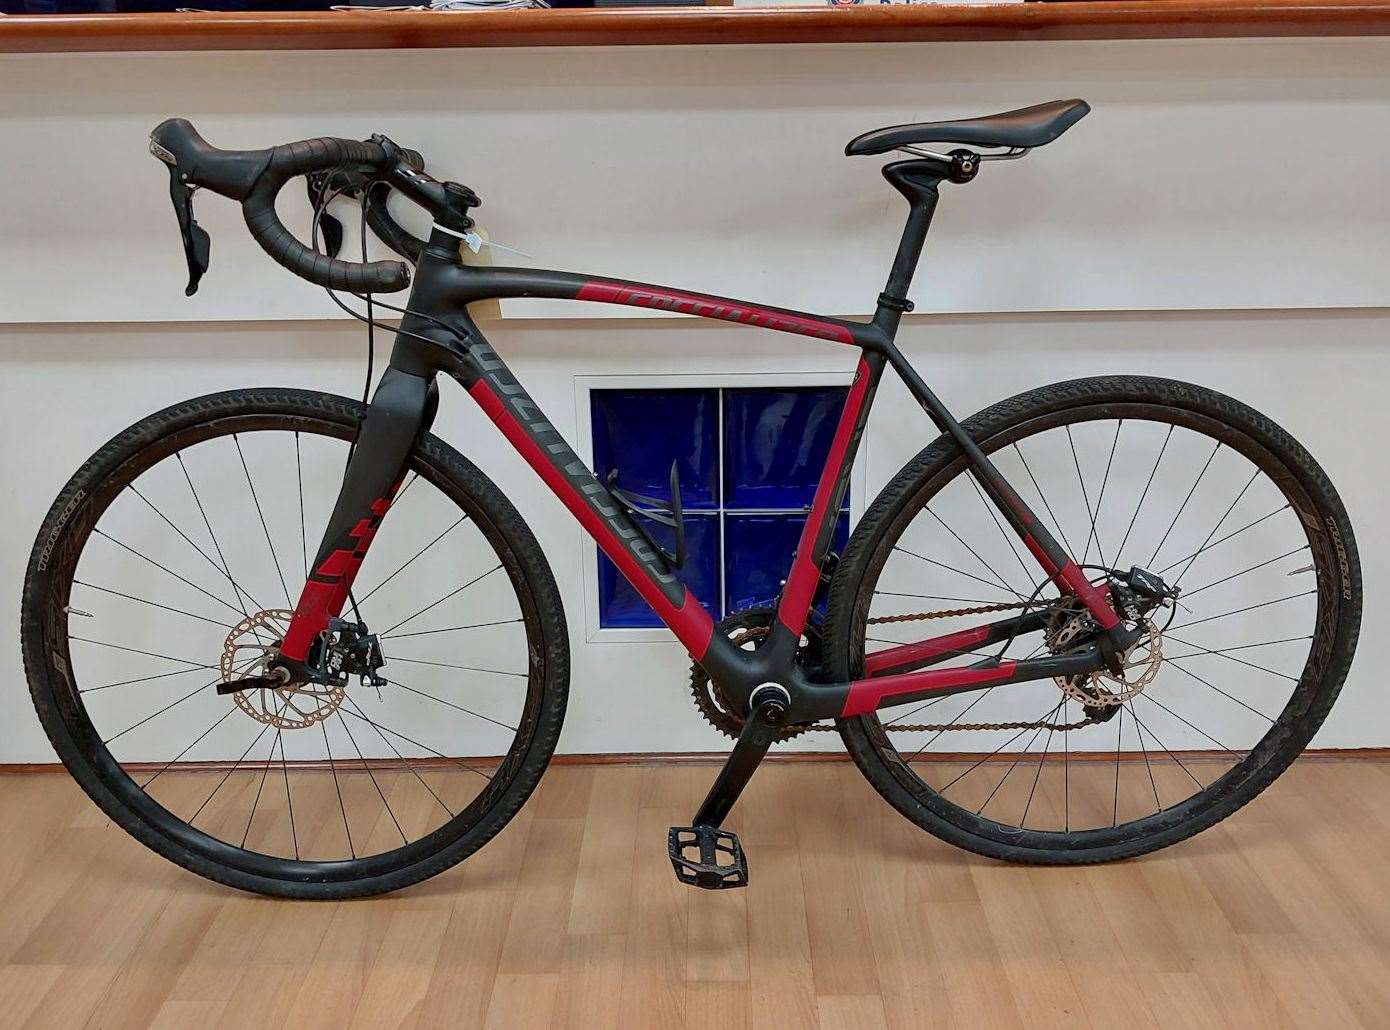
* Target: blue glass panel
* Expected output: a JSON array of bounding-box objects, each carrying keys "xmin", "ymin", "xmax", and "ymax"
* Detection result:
[
  {"xmin": 592, "ymin": 388, "xmax": 718, "ymax": 510},
  {"xmin": 597, "ymin": 515, "xmax": 720, "ymax": 628},
  {"xmin": 724, "ymin": 512, "xmax": 849, "ymax": 616},
  {"xmin": 723, "ymin": 387, "xmax": 849, "ymax": 510}
]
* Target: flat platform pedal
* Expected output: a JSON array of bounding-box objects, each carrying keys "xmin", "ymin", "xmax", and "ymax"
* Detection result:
[{"xmin": 667, "ymin": 825, "xmax": 748, "ymax": 890}]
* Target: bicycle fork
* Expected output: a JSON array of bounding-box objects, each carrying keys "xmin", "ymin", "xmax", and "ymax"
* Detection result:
[{"xmin": 272, "ymin": 367, "xmax": 437, "ymax": 679}]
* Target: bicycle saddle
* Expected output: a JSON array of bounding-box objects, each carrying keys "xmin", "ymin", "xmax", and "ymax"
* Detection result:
[{"xmin": 845, "ymin": 99, "xmax": 1090, "ymax": 157}]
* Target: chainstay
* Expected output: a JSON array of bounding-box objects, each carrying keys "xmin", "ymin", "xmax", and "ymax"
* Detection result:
[{"xmin": 712, "ymin": 601, "xmax": 1094, "ymax": 734}]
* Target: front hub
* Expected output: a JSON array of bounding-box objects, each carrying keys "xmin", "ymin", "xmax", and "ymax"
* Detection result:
[{"xmin": 218, "ymin": 610, "xmax": 386, "ymax": 729}]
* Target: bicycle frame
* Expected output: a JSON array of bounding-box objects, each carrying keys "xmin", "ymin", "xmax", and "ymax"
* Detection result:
[{"xmin": 276, "ymin": 157, "xmax": 1131, "ymax": 727}]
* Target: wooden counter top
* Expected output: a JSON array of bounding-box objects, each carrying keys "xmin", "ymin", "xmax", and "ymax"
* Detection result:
[{"xmin": 3, "ymin": 0, "xmax": 1389, "ymax": 54}]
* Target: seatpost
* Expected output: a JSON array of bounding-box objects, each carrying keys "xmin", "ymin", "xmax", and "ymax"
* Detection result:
[{"xmin": 874, "ymin": 159, "xmax": 948, "ymax": 337}]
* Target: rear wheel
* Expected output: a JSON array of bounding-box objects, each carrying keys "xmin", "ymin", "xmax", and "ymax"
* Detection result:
[
  {"xmin": 22, "ymin": 388, "xmax": 568, "ymax": 898},
  {"xmin": 824, "ymin": 376, "xmax": 1360, "ymax": 864}
]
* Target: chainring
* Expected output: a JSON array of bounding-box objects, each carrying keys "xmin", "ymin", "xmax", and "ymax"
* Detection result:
[{"xmin": 689, "ymin": 607, "xmax": 820, "ymax": 741}]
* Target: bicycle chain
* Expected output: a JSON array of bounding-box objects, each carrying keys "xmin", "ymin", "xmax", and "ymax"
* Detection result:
[
  {"xmin": 857, "ymin": 600, "xmax": 1102, "ymax": 733},
  {"xmin": 693, "ymin": 601, "xmax": 1103, "ymax": 735}
]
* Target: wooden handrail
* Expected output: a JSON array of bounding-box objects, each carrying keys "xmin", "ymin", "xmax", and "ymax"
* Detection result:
[{"xmin": 2, "ymin": 1, "xmax": 1390, "ymax": 54}]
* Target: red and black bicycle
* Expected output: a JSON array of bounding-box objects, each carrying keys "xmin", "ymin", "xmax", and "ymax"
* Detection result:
[{"xmin": 22, "ymin": 100, "xmax": 1361, "ymax": 897}]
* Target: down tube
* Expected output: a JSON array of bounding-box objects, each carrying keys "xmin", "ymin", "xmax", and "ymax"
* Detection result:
[
  {"xmin": 458, "ymin": 337, "xmax": 716, "ymax": 660},
  {"xmin": 776, "ymin": 353, "xmax": 883, "ymax": 637}
]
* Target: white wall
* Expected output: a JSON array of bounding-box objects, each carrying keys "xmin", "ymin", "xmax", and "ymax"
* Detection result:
[
  {"xmin": 2, "ymin": 37, "xmax": 1387, "ymax": 760},
  {"xmin": 2, "ymin": 310, "xmax": 1386, "ymax": 760}
]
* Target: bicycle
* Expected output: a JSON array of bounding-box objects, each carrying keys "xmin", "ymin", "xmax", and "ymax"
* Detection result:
[{"xmin": 21, "ymin": 99, "xmax": 1361, "ymax": 898}]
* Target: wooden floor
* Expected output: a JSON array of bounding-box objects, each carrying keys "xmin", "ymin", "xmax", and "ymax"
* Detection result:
[{"xmin": 2, "ymin": 758, "xmax": 1389, "ymax": 1029}]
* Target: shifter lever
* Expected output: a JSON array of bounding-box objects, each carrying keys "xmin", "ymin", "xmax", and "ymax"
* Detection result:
[{"xmin": 164, "ymin": 167, "xmax": 211, "ymax": 297}]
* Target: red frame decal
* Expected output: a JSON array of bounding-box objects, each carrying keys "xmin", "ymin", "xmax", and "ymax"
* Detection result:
[
  {"xmin": 842, "ymin": 661, "xmax": 1017, "ymax": 717},
  {"xmin": 577, "ymin": 281, "xmax": 855, "ymax": 346},
  {"xmin": 280, "ymin": 495, "xmax": 394, "ymax": 662},
  {"xmin": 863, "ymin": 624, "xmax": 992, "ymax": 677}
]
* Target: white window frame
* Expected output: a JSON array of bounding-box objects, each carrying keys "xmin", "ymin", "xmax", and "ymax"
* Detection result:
[{"xmin": 572, "ymin": 371, "xmax": 869, "ymax": 644}]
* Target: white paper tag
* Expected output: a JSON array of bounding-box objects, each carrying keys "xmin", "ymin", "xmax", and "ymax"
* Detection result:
[{"xmin": 462, "ymin": 230, "xmax": 532, "ymax": 260}]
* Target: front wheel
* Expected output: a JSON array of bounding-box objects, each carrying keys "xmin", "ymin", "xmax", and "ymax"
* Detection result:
[
  {"xmin": 824, "ymin": 376, "xmax": 1360, "ymax": 864},
  {"xmin": 22, "ymin": 388, "xmax": 569, "ymax": 898}
]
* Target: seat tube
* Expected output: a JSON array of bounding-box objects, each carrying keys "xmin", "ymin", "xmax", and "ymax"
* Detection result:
[{"xmin": 774, "ymin": 351, "xmax": 883, "ymax": 639}]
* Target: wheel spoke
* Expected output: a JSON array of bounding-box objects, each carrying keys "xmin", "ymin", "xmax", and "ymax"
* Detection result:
[
  {"xmin": 70, "ymin": 635, "xmax": 213, "ymax": 670},
  {"xmin": 73, "ymin": 580, "xmax": 233, "ymax": 629},
  {"xmin": 93, "ymin": 529, "xmax": 245, "ymax": 620},
  {"xmin": 336, "ymin": 711, "xmax": 410, "ymax": 845},
  {"xmin": 295, "ymin": 432, "xmax": 309, "ymax": 580},
  {"xmin": 386, "ymin": 618, "xmax": 523, "ymax": 641},
  {"xmin": 1168, "ymin": 470, "xmax": 1261, "ymax": 586},
  {"xmin": 939, "ymin": 702, "xmax": 1062, "ymax": 795},
  {"xmin": 892, "ymin": 547, "xmax": 1020, "ymax": 598},
  {"xmin": 356, "ymin": 515, "xmax": 469, "ymax": 607},
  {"xmin": 1181, "ymin": 546, "xmax": 1310, "ymax": 599},
  {"xmin": 924, "ymin": 506, "xmax": 1026, "ymax": 600},
  {"xmin": 239, "ymin": 725, "xmax": 280, "ymax": 849},
  {"xmin": 1114, "ymin": 425, "xmax": 1173, "ymax": 567},
  {"xmin": 1112, "ymin": 705, "xmax": 1124, "ymax": 827},
  {"xmin": 1147, "ymin": 440, "xmax": 1221, "ymax": 568},
  {"xmin": 1162, "ymin": 658, "xmax": 1276, "ymax": 723},
  {"xmin": 138, "ymin": 702, "xmax": 241, "ymax": 790},
  {"xmin": 339, "ymin": 695, "xmax": 463, "ymax": 815},
  {"xmin": 1128, "ymin": 704, "xmax": 1164, "ymax": 815},
  {"xmin": 387, "ymin": 679, "xmax": 519, "ymax": 732},
  {"xmin": 234, "ymin": 434, "xmax": 293, "ymax": 607},
  {"xmin": 379, "ymin": 564, "xmax": 504, "ymax": 637},
  {"xmin": 905, "ymin": 686, "xmax": 998, "ymax": 762},
  {"xmin": 1167, "ymin": 590, "xmax": 1316, "ymax": 632},
  {"xmin": 339, "ymin": 697, "xmax": 492, "ymax": 784},
  {"xmin": 178, "ymin": 453, "xmax": 266, "ymax": 621},
  {"xmin": 975, "ymin": 718, "xmax": 1052, "ymax": 817},
  {"xmin": 1018, "ymin": 720, "xmax": 1055, "ymax": 829},
  {"xmin": 964, "ymin": 474, "xmax": 1035, "ymax": 591},
  {"xmin": 1082, "ymin": 420, "xmax": 1121, "ymax": 568},
  {"xmin": 1011, "ymin": 442, "xmax": 1077, "ymax": 560},
  {"xmin": 1124, "ymin": 707, "xmax": 1208, "ymax": 791},
  {"xmin": 386, "ymin": 656, "xmax": 527, "ymax": 679},
  {"xmin": 321, "ymin": 719, "xmax": 355, "ymax": 859},
  {"xmin": 1164, "ymin": 632, "xmax": 1307, "ymax": 681},
  {"xmin": 1139, "ymin": 693, "xmax": 1246, "ymax": 759},
  {"xmin": 279, "ymin": 731, "xmax": 300, "ymax": 860},
  {"xmin": 188, "ymin": 716, "xmax": 279, "ymax": 825},
  {"xmin": 80, "ymin": 665, "xmax": 217, "ymax": 695}
]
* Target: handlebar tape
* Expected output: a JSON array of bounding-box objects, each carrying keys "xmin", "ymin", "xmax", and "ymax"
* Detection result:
[{"xmin": 241, "ymin": 137, "xmax": 411, "ymax": 294}]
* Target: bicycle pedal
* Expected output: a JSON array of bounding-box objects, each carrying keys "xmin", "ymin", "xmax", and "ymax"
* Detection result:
[{"xmin": 667, "ymin": 825, "xmax": 748, "ymax": 890}]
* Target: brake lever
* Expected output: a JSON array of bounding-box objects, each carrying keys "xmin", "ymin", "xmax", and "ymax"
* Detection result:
[
  {"xmin": 305, "ymin": 173, "xmax": 346, "ymax": 259},
  {"xmin": 166, "ymin": 168, "xmax": 211, "ymax": 297}
]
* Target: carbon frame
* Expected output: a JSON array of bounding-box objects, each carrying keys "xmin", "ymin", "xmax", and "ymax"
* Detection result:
[{"xmin": 277, "ymin": 158, "xmax": 1130, "ymax": 727}]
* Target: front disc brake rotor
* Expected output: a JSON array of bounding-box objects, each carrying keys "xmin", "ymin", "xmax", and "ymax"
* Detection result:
[{"xmin": 220, "ymin": 608, "xmax": 346, "ymax": 730}]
